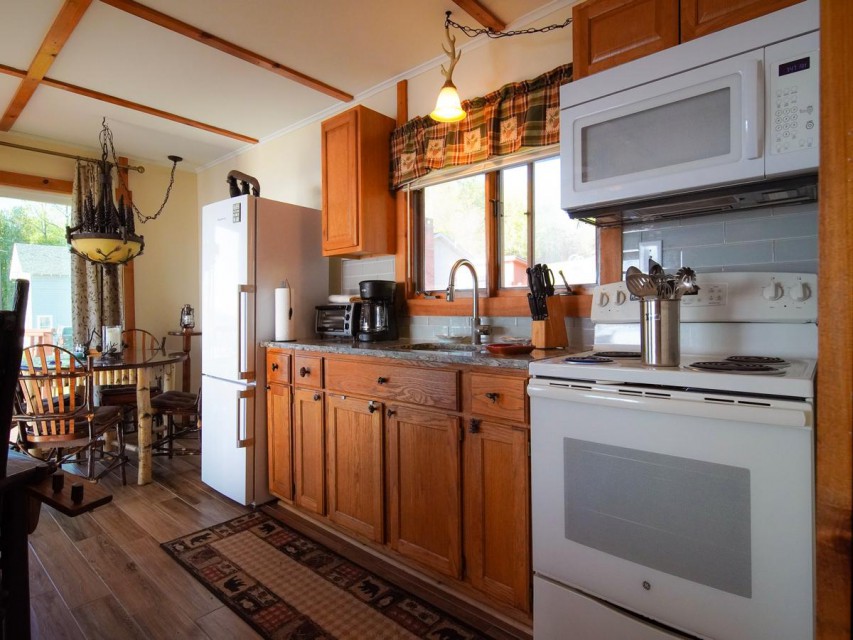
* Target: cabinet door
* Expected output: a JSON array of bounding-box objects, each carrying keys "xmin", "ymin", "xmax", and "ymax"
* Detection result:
[
  {"xmin": 293, "ymin": 388, "xmax": 325, "ymax": 514},
  {"xmin": 464, "ymin": 420, "xmax": 531, "ymax": 612},
  {"xmin": 266, "ymin": 382, "xmax": 292, "ymax": 500},
  {"xmin": 387, "ymin": 406, "xmax": 462, "ymax": 578},
  {"xmin": 326, "ymin": 394, "xmax": 384, "ymax": 542},
  {"xmin": 321, "ymin": 109, "xmax": 360, "ymax": 253},
  {"xmin": 681, "ymin": 0, "xmax": 804, "ymax": 41},
  {"xmin": 572, "ymin": 0, "xmax": 679, "ymax": 78}
]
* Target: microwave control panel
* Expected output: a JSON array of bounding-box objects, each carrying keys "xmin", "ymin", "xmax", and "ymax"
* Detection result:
[{"xmin": 765, "ymin": 31, "xmax": 819, "ymax": 176}]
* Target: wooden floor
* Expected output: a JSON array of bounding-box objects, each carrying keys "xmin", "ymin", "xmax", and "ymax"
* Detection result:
[{"xmin": 27, "ymin": 444, "xmax": 261, "ymax": 639}]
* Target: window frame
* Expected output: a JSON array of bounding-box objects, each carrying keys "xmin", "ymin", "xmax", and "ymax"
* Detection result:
[{"xmin": 402, "ymin": 157, "xmax": 621, "ymax": 318}]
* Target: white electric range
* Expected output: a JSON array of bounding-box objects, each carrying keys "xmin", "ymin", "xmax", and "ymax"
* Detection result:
[{"xmin": 529, "ymin": 272, "xmax": 817, "ymax": 640}]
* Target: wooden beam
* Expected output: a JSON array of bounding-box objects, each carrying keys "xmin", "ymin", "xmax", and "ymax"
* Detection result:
[
  {"xmin": 452, "ymin": 0, "xmax": 507, "ymax": 32},
  {"xmin": 99, "ymin": 0, "xmax": 354, "ymax": 103},
  {"xmin": 394, "ymin": 80, "xmax": 411, "ymax": 303},
  {"xmin": 0, "ymin": 170, "xmax": 72, "ymax": 194},
  {"xmin": 0, "ymin": 63, "xmax": 257, "ymax": 144},
  {"xmin": 0, "ymin": 0, "xmax": 93, "ymax": 131},
  {"xmin": 816, "ymin": 0, "xmax": 853, "ymax": 637}
]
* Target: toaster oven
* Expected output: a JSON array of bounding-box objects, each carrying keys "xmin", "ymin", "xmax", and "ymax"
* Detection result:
[{"xmin": 315, "ymin": 303, "xmax": 360, "ymax": 338}]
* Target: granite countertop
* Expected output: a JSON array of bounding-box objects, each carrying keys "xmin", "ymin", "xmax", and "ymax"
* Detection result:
[{"xmin": 264, "ymin": 338, "xmax": 577, "ymax": 371}]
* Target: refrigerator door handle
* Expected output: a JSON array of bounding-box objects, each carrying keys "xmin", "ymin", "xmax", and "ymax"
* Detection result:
[
  {"xmin": 238, "ymin": 284, "xmax": 255, "ymax": 381},
  {"xmin": 236, "ymin": 387, "xmax": 254, "ymax": 448}
]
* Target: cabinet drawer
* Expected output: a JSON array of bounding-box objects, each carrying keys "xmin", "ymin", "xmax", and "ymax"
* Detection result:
[
  {"xmin": 469, "ymin": 374, "xmax": 527, "ymax": 423},
  {"xmin": 266, "ymin": 350, "xmax": 291, "ymax": 384},
  {"xmin": 294, "ymin": 354, "xmax": 323, "ymax": 389},
  {"xmin": 325, "ymin": 359, "xmax": 458, "ymax": 411}
]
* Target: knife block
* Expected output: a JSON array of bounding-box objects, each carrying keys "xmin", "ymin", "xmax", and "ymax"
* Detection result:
[{"xmin": 531, "ymin": 296, "xmax": 568, "ymax": 349}]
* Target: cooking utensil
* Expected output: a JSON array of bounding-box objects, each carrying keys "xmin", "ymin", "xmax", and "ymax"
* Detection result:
[
  {"xmin": 626, "ymin": 272, "xmax": 659, "ymax": 298},
  {"xmin": 558, "ymin": 270, "xmax": 573, "ymax": 295},
  {"xmin": 649, "ymin": 258, "xmax": 664, "ymax": 277}
]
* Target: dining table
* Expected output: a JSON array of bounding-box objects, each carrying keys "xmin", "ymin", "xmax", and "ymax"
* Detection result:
[{"xmin": 90, "ymin": 348, "xmax": 187, "ymax": 485}]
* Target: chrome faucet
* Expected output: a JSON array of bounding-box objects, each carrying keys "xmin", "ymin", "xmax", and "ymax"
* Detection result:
[{"xmin": 446, "ymin": 258, "xmax": 481, "ymax": 345}]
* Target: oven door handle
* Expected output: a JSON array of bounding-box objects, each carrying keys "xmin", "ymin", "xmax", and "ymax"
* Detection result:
[{"xmin": 528, "ymin": 382, "xmax": 812, "ymax": 428}]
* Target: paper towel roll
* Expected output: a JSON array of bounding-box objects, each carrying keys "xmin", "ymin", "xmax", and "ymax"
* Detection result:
[{"xmin": 274, "ymin": 286, "xmax": 294, "ymax": 341}]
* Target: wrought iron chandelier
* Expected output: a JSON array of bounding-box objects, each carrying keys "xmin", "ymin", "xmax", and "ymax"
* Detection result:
[{"xmin": 66, "ymin": 118, "xmax": 181, "ymax": 265}]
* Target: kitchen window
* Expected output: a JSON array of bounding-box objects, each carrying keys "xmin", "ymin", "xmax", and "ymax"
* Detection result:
[{"xmin": 413, "ymin": 156, "xmax": 597, "ymax": 298}]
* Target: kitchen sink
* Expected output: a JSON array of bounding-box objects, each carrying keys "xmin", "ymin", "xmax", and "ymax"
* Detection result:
[{"xmin": 393, "ymin": 343, "xmax": 483, "ymax": 353}]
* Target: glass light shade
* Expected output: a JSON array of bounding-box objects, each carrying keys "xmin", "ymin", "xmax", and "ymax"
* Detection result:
[
  {"xmin": 430, "ymin": 81, "xmax": 466, "ymax": 122},
  {"xmin": 69, "ymin": 232, "xmax": 144, "ymax": 265}
]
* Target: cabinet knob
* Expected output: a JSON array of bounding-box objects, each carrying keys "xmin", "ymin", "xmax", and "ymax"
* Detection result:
[
  {"xmin": 485, "ymin": 392, "xmax": 499, "ymax": 403},
  {"xmin": 368, "ymin": 401, "xmax": 377, "ymax": 414},
  {"xmin": 386, "ymin": 409, "xmax": 396, "ymax": 418},
  {"xmin": 265, "ymin": 385, "xmax": 270, "ymax": 391},
  {"xmin": 299, "ymin": 366, "xmax": 310, "ymax": 377},
  {"xmin": 313, "ymin": 392, "xmax": 321, "ymax": 401},
  {"xmin": 468, "ymin": 418, "xmax": 481, "ymax": 434},
  {"xmin": 271, "ymin": 362, "xmax": 279, "ymax": 371},
  {"xmin": 377, "ymin": 376, "xmax": 387, "ymax": 385}
]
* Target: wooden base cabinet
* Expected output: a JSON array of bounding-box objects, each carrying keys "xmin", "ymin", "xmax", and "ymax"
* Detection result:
[
  {"xmin": 387, "ymin": 405, "xmax": 463, "ymax": 579},
  {"xmin": 464, "ymin": 420, "xmax": 531, "ymax": 613},
  {"xmin": 293, "ymin": 388, "xmax": 325, "ymax": 514},
  {"xmin": 326, "ymin": 394, "xmax": 385, "ymax": 543},
  {"xmin": 267, "ymin": 383, "xmax": 293, "ymax": 501}
]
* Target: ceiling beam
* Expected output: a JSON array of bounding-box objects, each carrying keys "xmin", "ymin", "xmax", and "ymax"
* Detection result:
[
  {"xmin": 452, "ymin": 0, "xmax": 507, "ymax": 32},
  {"xmin": 99, "ymin": 0, "xmax": 354, "ymax": 103},
  {"xmin": 0, "ymin": 0, "xmax": 93, "ymax": 132},
  {"xmin": 0, "ymin": 63, "xmax": 258, "ymax": 144}
]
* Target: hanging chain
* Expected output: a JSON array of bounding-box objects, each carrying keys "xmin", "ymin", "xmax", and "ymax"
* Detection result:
[
  {"xmin": 444, "ymin": 11, "xmax": 572, "ymax": 39},
  {"xmin": 101, "ymin": 118, "xmax": 180, "ymax": 224}
]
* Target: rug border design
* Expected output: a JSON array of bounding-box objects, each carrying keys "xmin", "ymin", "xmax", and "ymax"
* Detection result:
[{"xmin": 160, "ymin": 510, "xmax": 489, "ymax": 640}]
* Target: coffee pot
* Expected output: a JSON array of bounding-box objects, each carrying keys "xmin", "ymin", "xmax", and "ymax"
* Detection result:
[{"xmin": 357, "ymin": 280, "xmax": 398, "ymax": 342}]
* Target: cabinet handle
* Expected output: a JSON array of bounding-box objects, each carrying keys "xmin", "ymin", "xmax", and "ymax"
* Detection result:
[
  {"xmin": 299, "ymin": 366, "xmax": 310, "ymax": 377},
  {"xmin": 386, "ymin": 409, "xmax": 396, "ymax": 418},
  {"xmin": 485, "ymin": 392, "xmax": 499, "ymax": 403},
  {"xmin": 265, "ymin": 385, "xmax": 270, "ymax": 391},
  {"xmin": 271, "ymin": 362, "xmax": 279, "ymax": 371},
  {"xmin": 469, "ymin": 418, "xmax": 481, "ymax": 434},
  {"xmin": 377, "ymin": 376, "xmax": 387, "ymax": 385},
  {"xmin": 313, "ymin": 392, "xmax": 321, "ymax": 401},
  {"xmin": 368, "ymin": 401, "xmax": 377, "ymax": 414}
]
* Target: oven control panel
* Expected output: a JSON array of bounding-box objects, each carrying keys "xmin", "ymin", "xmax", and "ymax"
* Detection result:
[{"xmin": 593, "ymin": 273, "xmax": 817, "ymax": 323}]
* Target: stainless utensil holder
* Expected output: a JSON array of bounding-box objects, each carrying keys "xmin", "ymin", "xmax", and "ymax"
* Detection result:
[{"xmin": 641, "ymin": 299, "xmax": 680, "ymax": 366}]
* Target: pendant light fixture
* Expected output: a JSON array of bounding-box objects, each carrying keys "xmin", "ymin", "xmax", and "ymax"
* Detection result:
[
  {"xmin": 66, "ymin": 118, "xmax": 181, "ymax": 265},
  {"xmin": 429, "ymin": 13, "xmax": 466, "ymax": 123}
]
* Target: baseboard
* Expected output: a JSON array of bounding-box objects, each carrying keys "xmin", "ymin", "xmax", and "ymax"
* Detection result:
[{"xmin": 261, "ymin": 502, "xmax": 533, "ymax": 640}]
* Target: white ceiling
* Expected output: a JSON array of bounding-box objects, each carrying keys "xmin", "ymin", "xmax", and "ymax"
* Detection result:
[{"xmin": 0, "ymin": 0, "xmax": 565, "ymax": 171}]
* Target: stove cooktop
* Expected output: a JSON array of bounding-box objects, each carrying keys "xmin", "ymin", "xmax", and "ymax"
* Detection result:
[{"xmin": 530, "ymin": 350, "xmax": 817, "ymax": 399}]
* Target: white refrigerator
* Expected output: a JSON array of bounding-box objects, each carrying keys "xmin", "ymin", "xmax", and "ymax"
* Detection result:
[{"xmin": 201, "ymin": 195, "xmax": 327, "ymax": 506}]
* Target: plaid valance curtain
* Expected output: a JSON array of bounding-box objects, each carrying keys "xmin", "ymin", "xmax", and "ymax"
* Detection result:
[{"xmin": 390, "ymin": 64, "xmax": 572, "ymax": 189}]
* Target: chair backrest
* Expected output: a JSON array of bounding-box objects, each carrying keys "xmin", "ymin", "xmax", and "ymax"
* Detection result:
[
  {"xmin": 121, "ymin": 329, "xmax": 163, "ymax": 352},
  {"xmin": 1, "ymin": 280, "xmax": 29, "ymax": 476},
  {"xmin": 16, "ymin": 344, "xmax": 93, "ymax": 444}
]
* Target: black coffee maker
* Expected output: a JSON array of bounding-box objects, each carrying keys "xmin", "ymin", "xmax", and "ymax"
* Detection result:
[{"xmin": 357, "ymin": 280, "xmax": 398, "ymax": 342}]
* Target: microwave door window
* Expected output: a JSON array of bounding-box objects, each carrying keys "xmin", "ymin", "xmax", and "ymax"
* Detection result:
[{"xmin": 581, "ymin": 88, "xmax": 732, "ymax": 184}]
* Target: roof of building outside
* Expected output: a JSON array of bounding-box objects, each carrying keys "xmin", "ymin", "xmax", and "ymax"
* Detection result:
[{"xmin": 11, "ymin": 243, "xmax": 71, "ymax": 277}]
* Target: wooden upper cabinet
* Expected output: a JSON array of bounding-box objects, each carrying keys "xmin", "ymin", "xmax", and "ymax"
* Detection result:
[
  {"xmin": 572, "ymin": 0, "xmax": 679, "ymax": 79},
  {"xmin": 681, "ymin": 0, "xmax": 804, "ymax": 41},
  {"xmin": 572, "ymin": 0, "xmax": 805, "ymax": 77},
  {"xmin": 321, "ymin": 105, "xmax": 396, "ymax": 257}
]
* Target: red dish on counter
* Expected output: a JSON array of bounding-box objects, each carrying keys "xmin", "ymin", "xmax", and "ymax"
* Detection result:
[{"xmin": 485, "ymin": 343, "xmax": 535, "ymax": 355}]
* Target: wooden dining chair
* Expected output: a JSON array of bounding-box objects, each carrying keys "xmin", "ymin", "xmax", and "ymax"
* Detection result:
[
  {"xmin": 99, "ymin": 328, "xmax": 165, "ymax": 429},
  {"xmin": 14, "ymin": 344, "xmax": 127, "ymax": 484},
  {"xmin": 152, "ymin": 387, "xmax": 201, "ymax": 458}
]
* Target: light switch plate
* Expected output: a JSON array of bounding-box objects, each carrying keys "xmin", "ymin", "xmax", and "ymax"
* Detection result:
[{"xmin": 639, "ymin": 241, "xmax": 662, "ymax": 268}]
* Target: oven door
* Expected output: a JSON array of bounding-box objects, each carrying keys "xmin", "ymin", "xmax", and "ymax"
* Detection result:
[
  {"xmin": 529, "ymin": 380, "xmax": 814, "ymax": 640},
  {"xmin": 560, "ymin": 49, "xmax": 765, "ymax": 212}
]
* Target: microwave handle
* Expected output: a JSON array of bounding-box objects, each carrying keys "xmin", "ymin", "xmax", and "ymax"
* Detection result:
[{"xmin": 743, "ymin": 59, "xmax": 763, "ymax": 160}]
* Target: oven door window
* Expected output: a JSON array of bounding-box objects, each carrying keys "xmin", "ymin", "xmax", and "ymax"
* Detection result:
[{"xmin": 564, "ymin": 438, "xmax": 751, "ymax": 598}]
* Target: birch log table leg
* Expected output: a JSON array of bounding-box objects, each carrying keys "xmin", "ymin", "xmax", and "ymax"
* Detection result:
[{"xmin": 136, "ymin": 368, "xmax": 153, "ymax": 485}]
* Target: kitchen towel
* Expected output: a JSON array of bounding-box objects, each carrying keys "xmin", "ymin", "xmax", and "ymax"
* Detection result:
[{"xmin": 274, "ymin": 282, "xmax": 294, "ymax": 341}]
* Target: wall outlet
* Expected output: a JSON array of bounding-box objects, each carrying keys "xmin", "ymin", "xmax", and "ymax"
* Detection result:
[{"xmin": 638, "ymin": 241, "xmax": 662, "ymax": 269}]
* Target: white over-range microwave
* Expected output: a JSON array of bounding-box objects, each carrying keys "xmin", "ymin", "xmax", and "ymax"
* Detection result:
[{"xmin": 560, "ymin": 0, "xmax": 819, "ymax": 222}]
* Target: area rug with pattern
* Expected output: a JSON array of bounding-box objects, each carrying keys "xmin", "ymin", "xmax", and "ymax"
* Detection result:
[{"xmin": 161, "ymin": 511, "xmax": 492, "ymax": 639}]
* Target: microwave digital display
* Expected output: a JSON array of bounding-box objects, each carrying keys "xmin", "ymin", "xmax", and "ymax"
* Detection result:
[{"xmin": 779, "ymin": 56, "xmax": 810, "ymax": 77}]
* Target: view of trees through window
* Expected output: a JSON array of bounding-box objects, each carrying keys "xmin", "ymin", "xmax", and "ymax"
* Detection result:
[{"xmin": 0, "ymin": 196, "xmax": 72, "ymax": 344}]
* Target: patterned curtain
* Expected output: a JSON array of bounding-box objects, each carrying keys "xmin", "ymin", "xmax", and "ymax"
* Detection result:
[
  {"xmin": 390, "ymin": 64, "xmax": 572, "ymax": 189},
  {"xmin": 70, "ymin": 161, "xmax": 123, "ymax": 348}
]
